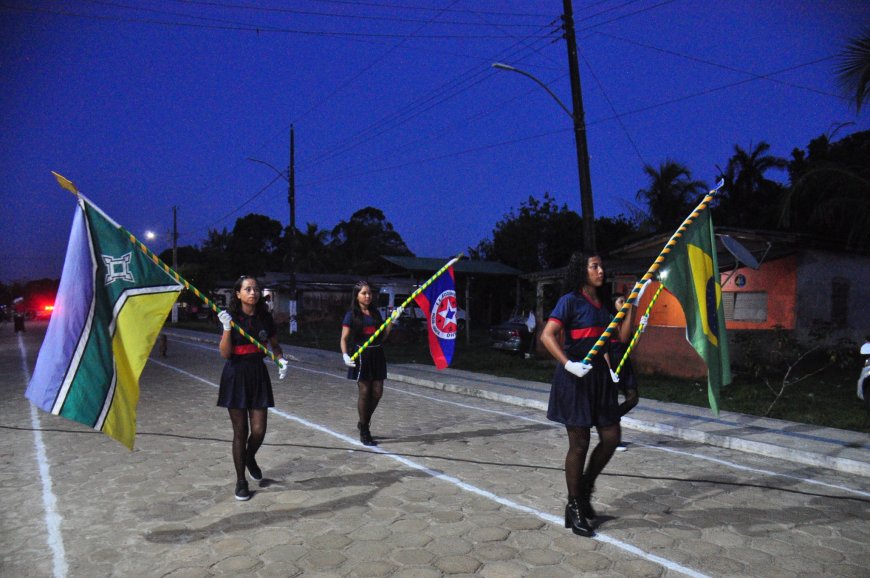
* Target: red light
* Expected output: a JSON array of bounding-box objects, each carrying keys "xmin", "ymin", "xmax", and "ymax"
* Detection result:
[{"xmin": 44, "ymin": 305, "xmax": 54, "ymax": 312}]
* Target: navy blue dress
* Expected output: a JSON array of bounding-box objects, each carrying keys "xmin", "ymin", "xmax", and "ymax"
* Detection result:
[
  {"xmin": 217, "ymin": 311, "xmax": 276, "ymax": 409},
  {"xmin": 546, "ymin": 291, "xmax": 620, "ymax": 428},
  {"xmin": 343, "ymin": 311, "xmax": 388, "ymax": 382}
]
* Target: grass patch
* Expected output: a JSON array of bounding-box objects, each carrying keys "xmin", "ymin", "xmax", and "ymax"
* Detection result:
[{"xmin": 173, "ymin": 320, "xmax": 870, "ymax": 434}]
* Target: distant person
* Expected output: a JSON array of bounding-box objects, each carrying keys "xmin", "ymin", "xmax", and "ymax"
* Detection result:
[
  {"xmin": 525, "ymin": 309, "xmax": 537, "ymax": 359},
  {"xmin": 539, "ymin": 251, "xmax": 634, "ymax": 537},
  {"xmin": 217, "ymin": 275, "xmax": 288, "ymax": 501},
  {"xmin": 609, "ymin": 293, "xmax": 648, "ymax": 451},
  {"xmin": 340, "ymin": 281, "xmax": 401, "ymax": 446},
  {"xmin": 13, "ymin": 297, "xmax": 26, "ymax": 333}
]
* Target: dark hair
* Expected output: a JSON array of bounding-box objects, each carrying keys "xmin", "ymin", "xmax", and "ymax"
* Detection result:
[
  {"xmin": 348, "ymin": 280, "xmax": 383, "ymax": 338},
  {"xmin": 564, "ymin": 251, "xmax": 602, "ymax": 294},
  {"xmin": 229, "ymin": 275, "xmax": 269, "ymax": 318}
]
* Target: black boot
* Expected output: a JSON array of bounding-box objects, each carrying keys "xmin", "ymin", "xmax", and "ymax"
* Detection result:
[
  {"xmin": 358, "ymin": 422, "xmax": 377, "ymax": 446},
  {"xmin": 565, "ymin": 497, "xmax": 593, "ymax": 537},
  {"xmin": 579, "ymin": 477, "xmax": 597, "ymax": 521}
]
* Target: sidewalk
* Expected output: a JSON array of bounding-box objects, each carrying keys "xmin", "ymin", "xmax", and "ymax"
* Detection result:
[{"xmin": 165, "ymin": 328, "xmax": 870, "ymax": 478}]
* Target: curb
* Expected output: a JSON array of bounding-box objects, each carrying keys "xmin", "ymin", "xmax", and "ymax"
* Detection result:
[{"xmin": 387, "ymin": 372, "xmax": 870, "ymax": 478}]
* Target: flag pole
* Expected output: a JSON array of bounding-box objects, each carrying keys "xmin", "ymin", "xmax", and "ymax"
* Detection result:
[
  {"xmin": 613, "ymin": 283, "xmax": 664, "ymax": 375},
  {"xmin": 581, "ymin": 180, "xmax": 724, "ymax": 365},
  {"xmin": 350, "ymin": 253, "xmax": 463, "ymax": 361},
  {"xmin": 51, "ymin": 172, "xmax": 287, "ymax": 363}
]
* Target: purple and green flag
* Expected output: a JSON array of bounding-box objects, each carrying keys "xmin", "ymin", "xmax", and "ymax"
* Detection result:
[{"xmin": 26, "ymin": 196, "xmax": 181, "ymax": 449}]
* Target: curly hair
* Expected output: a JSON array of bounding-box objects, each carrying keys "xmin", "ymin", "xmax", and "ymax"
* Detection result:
[
  {"xmin": 564, "ymin": 251, "xmax": 601, "ymax": 293},
  {"xmin": 228, "ymin": 275, "xmax": 270, "ymax": 318}
]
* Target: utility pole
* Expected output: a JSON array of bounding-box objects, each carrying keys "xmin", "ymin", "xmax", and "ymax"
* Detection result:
[
  {"xmin": 288, "ymin": 125, "xmax": 298, "ymax": 334},
  {"xmin": 172, "ymin": 205, "xmax": 178, "ymax": 270},
  {"xmin": 562, "ymin": 0, "xmax": 596, "ymax": 252}
]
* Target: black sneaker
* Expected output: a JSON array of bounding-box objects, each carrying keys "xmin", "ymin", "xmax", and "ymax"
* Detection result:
[
  {"xmin": 234, "ymin": 480, "xmax": 251, "ymax": 501},
  {"xmin": 246, "ymin": 456, "xmax": 263, "ymax": 481}
]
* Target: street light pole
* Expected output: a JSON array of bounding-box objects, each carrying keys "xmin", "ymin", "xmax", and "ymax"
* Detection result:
[
  {"xmin": 562, "ymin": 0, "xmax": 596, "ymax": 252},
  {"xmin": 491, "ymin": 0, "xmax": 597, "ymax": 252},
  {"xmin": 247, "ymin": 134, "xmax": 298, "ymax": 334},
  {"xmin": 288, "ymin": 125, "xmax": 297, "ymax": 334}
]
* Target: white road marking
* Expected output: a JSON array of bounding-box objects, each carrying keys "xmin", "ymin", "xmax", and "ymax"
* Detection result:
[
  {"xmin": 19, "ymin": 335, "xmax": 68, "ymax": 578},
  {"xmin": 153, "ymin": 356, "xmax": 710, "ymax": 578}
]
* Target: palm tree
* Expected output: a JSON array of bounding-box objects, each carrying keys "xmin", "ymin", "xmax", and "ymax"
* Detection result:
[
  {"xmin": 635, "ymin": 159, "xmax": 707, "ymax": 231},
  {"xmin": 837, "ymin": 29, "xmax": 870, "ymax": 113},
  {"xmin": 716, "ymin": 142, "xmax": 787, "ymax": 228}
]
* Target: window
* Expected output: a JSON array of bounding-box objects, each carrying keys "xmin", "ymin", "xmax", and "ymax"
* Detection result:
[
  {"xmin": 723, "ymin": 291, "xmax": 767, "ymax": 322},
  {"xmin": 831, "ymin": 278, "xmax": 849, "ymax": 325}
]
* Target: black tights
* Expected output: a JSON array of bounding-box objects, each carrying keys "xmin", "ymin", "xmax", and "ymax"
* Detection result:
[
  {"xmin": 619, "ymin": 389, "xmax": 638, "ymax": 418},
  {"xmin": 357, "ymin": 380, "xmax": 383, "ymax": 426},
  {"xmin": 565, "ymin": 423, "xmax": 621, "ymax": 496},
  {"xmin": 228, "ymin": 408, "xmax": 267, "ymax": 481}
]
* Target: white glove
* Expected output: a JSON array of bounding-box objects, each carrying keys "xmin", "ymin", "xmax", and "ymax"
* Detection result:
[
  {"xmin": 218, "ymin": 310, "xmax": 232, "ymax": 332},
  {"xmin": 343, "ymin": 353, "xmax": 356, "ymax": 367},
  {"xmin": 564, "ymin": 360, "xmax": 592, "ymax": 378},
  {"xmin": 610, "ymin": 369, "xmax": 620, "ymax": 383},
  {"xmin": 277, "ymin": 358, "xmax": 288, "ymax": 380},
  {"xmin": 390, "ymin": 306, "xmax": 404, "ymax": 322},
  {"xmin": 638, "ymin": 314, "xmax": 649, "ymax": 333}
]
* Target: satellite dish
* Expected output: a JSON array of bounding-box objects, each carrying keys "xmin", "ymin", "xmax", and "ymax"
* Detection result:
[{"xmin": 720, "ymin": 235, "xmax": 760, "ymax": 270}]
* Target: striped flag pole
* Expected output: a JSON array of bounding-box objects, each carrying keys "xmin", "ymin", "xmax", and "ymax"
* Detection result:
[
  {"xmin": 582, "ymin": 180, "xmax": 724, "ymax": 365},
  {"xmin": 52, "ymin": 172, "xmax": 284, "ymax": 363},
  {"xmin": 613, "ymin": 283, "xmax": 664, "ymax": 375},
  {"xmin": 351, "ymin": 253, "xmax": 463, "ymax": 361}
]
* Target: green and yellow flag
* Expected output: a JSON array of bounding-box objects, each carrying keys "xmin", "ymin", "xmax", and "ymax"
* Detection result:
[{"xmin": 657, "ymin": 209, "xmax": 731, "ymax": 415}]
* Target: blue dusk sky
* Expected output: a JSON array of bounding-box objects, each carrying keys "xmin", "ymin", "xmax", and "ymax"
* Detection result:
[{"xmin": 1, "ymin": 0, "xmax": 868, "ymax": 283}]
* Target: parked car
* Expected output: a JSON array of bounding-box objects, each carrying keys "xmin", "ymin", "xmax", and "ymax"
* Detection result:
[
  {"xmin": 489, "ymin": 315, "xmax": 533, "ymax": 354},
  {"xmin": 858, "ymin": 342, "xmax": 870, "ymax": 406}
]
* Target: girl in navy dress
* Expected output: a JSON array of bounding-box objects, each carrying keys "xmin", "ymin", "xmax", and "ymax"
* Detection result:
[
  {"xmin": 340, "ymin": 281, "xmax": 400, "ymax": 446},
  {"xmin": 540, "ymin": 252, "xmax": 633, "ymax": 536},
  {"xmin": 217, "ymin": 276, "xmax": 287, "ymax": 501}
]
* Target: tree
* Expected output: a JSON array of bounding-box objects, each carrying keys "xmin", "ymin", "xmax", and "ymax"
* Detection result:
[
  {"xmin": 836, "ymin": 28, "xmax": 870, "ymax": 113},
  {"xmin": 227, "ymin": 214, "xmax": 285, "ymax": 276},
  {"xmin": 783, "ymin": 130, "xmax": 870, "ymax": 252},
  {"xmin": 330, "ymin": 207, "xmax": 413, "ymax": 275},
  {"xmin": 471, "ymin": 193, "xmax": 585, "ymax": 273},
  {"xmin": 294, "ymin": 222, "xmax": 332, "ymax": 273},
  {"xmin": 635, "ymin": 160, "xmax": 707, "ymax": 232},
  {"xmin": 716, "ymin": 142, "xmax": 787, "ymax": 228}
]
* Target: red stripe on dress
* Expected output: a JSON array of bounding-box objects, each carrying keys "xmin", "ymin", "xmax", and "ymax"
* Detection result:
[
  {"xmin": 233, "ymin": 344, "xmax": 260, "ymax": 355},
  {"xmin": 361, "ymin": 326, "xmax": 376, "ymax": 335},
  {"xmin": 569, "ymin": 327, "xmax": 605, "ymax": 339}
]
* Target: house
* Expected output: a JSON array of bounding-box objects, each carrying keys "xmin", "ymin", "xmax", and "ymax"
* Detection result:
[{"xmin": 525, "ymin": 228, "xmax": 870, "ymax": 380}]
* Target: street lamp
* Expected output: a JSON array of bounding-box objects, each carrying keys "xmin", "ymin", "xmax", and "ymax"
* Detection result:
[
  {"xmin": 248, "ymin": 128, "xmax": 297, "ymax": 334},
  {"xmin": 492, "ymin": 62, "xmax": 596, "ymax": 252}
]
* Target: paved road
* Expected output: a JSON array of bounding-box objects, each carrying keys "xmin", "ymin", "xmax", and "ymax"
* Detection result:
[{"xmin": 3, "ymin": 323, "xmax": 869, "ymax": 577}]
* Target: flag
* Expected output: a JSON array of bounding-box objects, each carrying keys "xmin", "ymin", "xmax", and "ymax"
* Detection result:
[
  {"xmin": 413, "ymin": 267, "xmax": 457, "ymax": 369},
  {"xmin": 657, "ymin": 210, "xmax": 731, "ymax": 415},
  {"xmin": 26, "ymin": 197, "xmax": 182, "ymax": 449}
]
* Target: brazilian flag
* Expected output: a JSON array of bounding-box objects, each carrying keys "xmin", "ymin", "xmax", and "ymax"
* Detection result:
[
  {"xmin": 26, "ymin": 196, "xmax": 181, "ymax": 449},
  {"xmin": 657, "ymin": 210, "xmax": 731, "ymax": 415}
]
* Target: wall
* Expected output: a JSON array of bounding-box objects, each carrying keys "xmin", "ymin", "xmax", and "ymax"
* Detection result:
[
  {"xmin": 723, "ymin": 255, "xmax": 796, "ymax": 330},
  {"xmin": 795, "ymin": 250, "xmax": 870, "ymax": 344}
]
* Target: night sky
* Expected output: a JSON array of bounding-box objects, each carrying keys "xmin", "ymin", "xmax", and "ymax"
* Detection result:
[{"xmin": 1, "ymin": 0, "xmax": 867, "ymax": 283}]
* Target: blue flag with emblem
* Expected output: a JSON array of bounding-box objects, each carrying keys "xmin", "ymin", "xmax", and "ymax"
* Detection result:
[
  {"xmin": 26, "ymin": 196, "xmax": 182, "ymax": 449},
  {"xmin": 413, "ymin": 267, "xmax": 457, "ymax": 369},
  {"xmin": 657, "ymin": 209, "xmax": 731, "ymax": 415}
]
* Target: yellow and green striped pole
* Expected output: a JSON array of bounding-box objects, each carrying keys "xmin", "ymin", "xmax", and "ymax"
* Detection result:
[
  {"xmin": 582, "ymin": 180, "xmax": 724, "ymax": 365},
  {"xmin": 613, "ymin": 283, "xmax": 663, "ymax": 375},
  {"xmin": 53, "ymin": 172, "xmax": 283, "ymax": 363},
  {"xmin": 351, "ymin": 253, "xmax": 463, "ymax": 361}
]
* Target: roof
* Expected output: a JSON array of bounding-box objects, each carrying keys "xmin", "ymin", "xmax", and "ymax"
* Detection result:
[{"xmin": 380, "ymin": 255, "xmax": 523, "ymax": 276}]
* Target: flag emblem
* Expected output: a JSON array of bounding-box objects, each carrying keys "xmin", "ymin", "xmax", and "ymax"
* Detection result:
[{"xmin": 431, "ymin": 290, "xmax": 458, "ymax": 339}]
